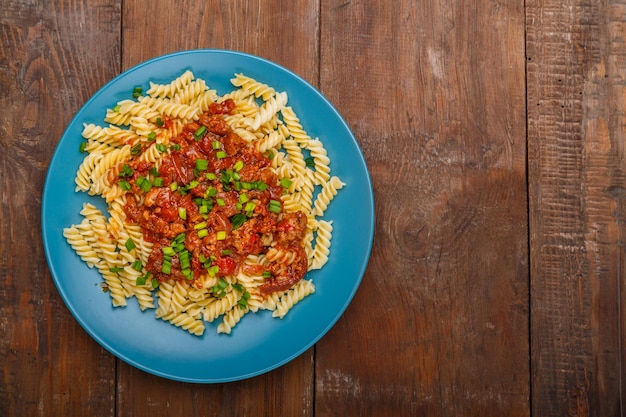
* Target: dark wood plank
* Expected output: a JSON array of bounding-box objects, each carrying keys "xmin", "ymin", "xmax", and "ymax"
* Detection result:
[
  {"xmin": 120, "ymin": 0, "xmax": 319, "ymax": 86},
  {"xmin": 0, "ymin": 0, "xmax": 121, "ymax": 416},
  {"xmin": 317, "ymin": 1, "xmax": 529, "ymax": 415},
  {"xmin": 527, "ymin": 1, "xmax": 626, "ymax": 415},
  {"xmin": 116, "ymin": 1, "xmax": 318, "ymax": 415}
]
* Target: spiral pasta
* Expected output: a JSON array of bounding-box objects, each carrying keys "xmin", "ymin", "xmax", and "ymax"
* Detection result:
[{"xmin": 272, "ymin": 279, "xmax": 315, "ymax": 319}]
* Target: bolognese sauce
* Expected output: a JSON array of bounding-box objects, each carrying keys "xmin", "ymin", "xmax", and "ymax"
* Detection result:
[{"xmin": 119, "ymin": 99, "xmax": 308, "ymax": 294}]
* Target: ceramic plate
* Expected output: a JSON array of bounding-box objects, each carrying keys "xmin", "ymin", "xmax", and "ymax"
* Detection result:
[{"xmin": 41, "ymin": 49, "xmax": 374, "ymax": 383}]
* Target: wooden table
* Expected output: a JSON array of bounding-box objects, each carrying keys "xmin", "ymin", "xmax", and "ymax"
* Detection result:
[{"xmin": 2, "ymin": 1, "xmax": 625, "ymax": 416}]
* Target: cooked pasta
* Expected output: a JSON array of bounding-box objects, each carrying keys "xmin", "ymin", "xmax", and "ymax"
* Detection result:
[{"xmin": 64, "ymin": 70, "xmax": 344, "ymax": 336}]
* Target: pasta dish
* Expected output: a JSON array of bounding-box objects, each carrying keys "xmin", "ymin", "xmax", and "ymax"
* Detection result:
[{"xmin": 63, "ymin": 71, "xmax": 343, "ymax": 336}]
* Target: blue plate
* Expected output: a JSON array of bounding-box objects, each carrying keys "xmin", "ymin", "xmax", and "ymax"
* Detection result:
[{"xmin": 41, "ymin": 49, "xmax": 374, "ymax": 383}]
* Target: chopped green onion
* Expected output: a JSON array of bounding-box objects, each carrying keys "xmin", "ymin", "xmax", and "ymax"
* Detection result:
[
  {"xmin": 136, "ymin": 176, "xmax": 152, "ymax": 192},
  {"xmin": 244, "ymin": 202, "xmax": 256, "ymax": 216},
  {"xmin": 206, "ymin": 187, "xmax": 218, "ymax": 198},
  {"xmin": 125, "ymin": 238, "xmax": 136, "ymax": 252},
  {"xmin": 268, "ymin": 200, "xmax": 282, "ymax": 214},
  {"xmin": 212, "ymin": 140, "xmax": 221, "ymax": 150},
  {"xmin": 239, "ymin": 193, "xmax": 249, "ymax": 204},
  {"xmin": 206, "ymin": 172, "xmax": 217, "ymax": 180},
  {"xmin": 156, "ymin": 117, "xmax": 164, "ymax": 127},
  {"xmin": 238, "ymin": 288, "xmax": 250, "ymax": 309},
  {"xmin": 305, "ymin": 156, "xmax": 315, "ymax": 168},
  {"xmin": 194, "ymin": 125, "xmax": 206, "ymax": 139},
  {"xmin": 132, "ymin": 86, "xmax": 143, "ymax": 98},
  {"xmin": 109, "ymin": 267, "xmax": 124, "ymax": 273},
  {"xmin": 131, "ymin": 260, "xmax": 143, "ymax": 271},
  {"xmin": 169, "ymin": 143, "xmax": 181, "ymax": 151},
  {"xmin": 178, "ymin": 207, "xmax": 187, "ymax": 220},
  {"xmin": 216, "ymin": 278, "xmax": 229, "ymax": 290},
  {"xmin": 162, "ymin": 246, "xmax": 175, "ymax": 257},
  {"xmin": 153, "ymin": 177, "xmax": 164, "ymax": 187},
  {"xmin": 216, "ymin": 151, "xmax": 227, "ymax": 159},
  {"xmin": 130, "ymin": 143, "xmax": 142, "ymax": 156},
  {"xmin": 196, "ymin": 159, "xmax": 208, "ymax": 171},
  {"xmin": 169, "ymin": 182, "xmax": 178, "ymax": 191},
  {"xmin": 151, "ymin": 278, "xmax": 160, "ymax": 289},
  {"xmin": 222, "ymin": 249, "xmax": 233, "ymax": 255},
  {"xmin": 119, "ymin": 164, "xmax": 133, "ymax": 177},
  {"xmin": 182, "ymin": 268, "xmax": 193, "ymax": 280},
  {"xmin": 216, "ymin": 231, "xmax": 227, "ymax": 240},
  {"xmin": 255, "ymin": 181, "xmax": 268, "ymax": 191},
  {"xmin": 112, "ymin": 104, "xmax": 121, "ymax": 112},
  {"xmin": 161, "ymin": 261, "xmax": 171, "ymax": 274},
  {"xmin": 119, "ymin": 180, "xmax": 131, "ymax": 191},
  {"xmin": 262, "ymin": 270, "xmax": 272, "ymax": 279},
  {"xmin": 194, "ymin": 221, "xmax": 207, "ymax": 230},
  {"xmin": 147, "ymin": 132, "xmax": 156, "ymax": 141},
  {"xmin": 197, "ymin": 229, "xmax": 208, "ymax": 238},
  {"xmin": 233, "ymin": 160, "xmax": 244, "ymax": 171},
  {"xmin": 156, "ymin": 143, "xmax": 167, "ymax": 152},
  {"xmin": 179, "ymin": 250, "xmax": 191, "ymax": 269},
  {"xmin": 216, "ymin": 198, "xmax": 225, "ymax": 207},
  {"xmin": 267, "ymin": 150, "xmax": 274, "ymax": 160},
  {"xmin": 280, "ymin": 178, "xmax": 293, "ymax": 188},
  {"xmin": 79, "ymin": 141, "xmax": 86, "ymax": 153},
  {"xmin": 136, "ymin": 275, "xmax": 147, "ymax": 286},
  {"xmin": 230, "ymin": 213, "xmax": 247, "ymax": 230},
  {"xmin": 199, "ymin": 205, "xmax": 209, "ymax": 214}
]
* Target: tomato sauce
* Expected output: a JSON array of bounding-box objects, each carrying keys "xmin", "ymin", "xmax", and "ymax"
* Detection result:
[{"xmin": 119, "ymin": 99, "xmax": 308, "ymax": 293}]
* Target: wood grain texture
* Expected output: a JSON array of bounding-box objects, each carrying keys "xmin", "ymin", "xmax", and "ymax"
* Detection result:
[
  {"xmin": 317, "ymin": 1, "xmax": 529, "ymax": 415},
  {"xmin": 5, "ymin": 0, "xmax": 626, "ymax": 415},
  {"xmin": 121, "ymin": 0, "xmax": 319, "ymax": 86},
  {"xmin": 527, "ymin": 1, "xmax": 626, "ymax": 415},
  {"xmin": 0, "ymin": 1, "xmax": 120, "ymax": 416}
]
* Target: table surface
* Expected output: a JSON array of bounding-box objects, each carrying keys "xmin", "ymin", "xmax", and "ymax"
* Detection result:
[{"xmin": 1, "ymin": 1, "xmax": 624, "ymax": 416}]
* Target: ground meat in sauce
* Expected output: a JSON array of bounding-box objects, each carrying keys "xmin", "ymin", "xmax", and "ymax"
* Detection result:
[{"xmin": 119, "ymin": 100, "xmax": 308, "ymax": 292}]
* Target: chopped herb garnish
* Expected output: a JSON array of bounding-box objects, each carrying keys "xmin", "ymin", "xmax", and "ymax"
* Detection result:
[
  {"xmin": 130, "ymin": 143, "xmax": 142, "ymax": 156},
  {"xmin": 280, "ymin": 177, "xmax": 293, "ymax": 188},
  {"xmin": 196, "ymin": 159, "xmax": 208, "ymax": 171},
  {"xmin": 268, "ymin": 199, "xmax": 282, "ymax": 214},
  {"xmin": 119, "ymin": 180, "xmax": 131, "ymax": 191},
  {"xmin": 119, "ymin": 164, "xmax": 133, "ymax": 177},
  {"xmin": 194, "ymin": 125, "xmax": 206, "ymax": 139},
  {"xmin": 125, "ymin": 238, "xmax": 136, "ymax": 252},
  {"xmin": 230, "ymin": 213, "xmax": 247, "ymax": 230},
  {"xmin": 132, "ymin": 86, "xmax": 143, "ymax": 98}
]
